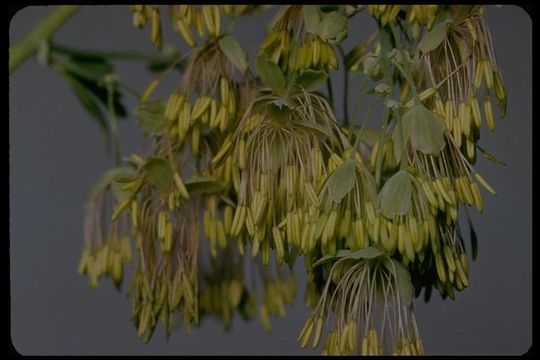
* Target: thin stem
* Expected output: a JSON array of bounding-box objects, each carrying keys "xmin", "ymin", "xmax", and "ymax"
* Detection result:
[
  {"xmin": 392, "ymin": 60, "xmax": 419, "ymax": 102},
  {"xmin": 10, "ymin": 6, "xmax": 81, "ymax": 74},
  {"xmin": 326, "ymin": 77, "xmax": 334, "ymax": 110},
  {"xmin": 390, "ymin": 23, "xmax": 420, "ymax": 102},
  {"xmin": 227, "ymin": 15, "xmax": 237, "ymax": 34},
  {"xmin": 351, "ymin": 75, "xmax": 369, "ymax": 126},
  {"xmin": 50, "ymin": 42, "xmax": 176, "ymax": 63},
  {"xmin": 374, "ymin": 26, "xmax": 395, "ymax": 187},
  {"xmin": 106, "ymin": 79, "xmax": 121, "ymax": 166},
  {"xmin": 337, "ymin": 45, "xmax": 349, "ymax": 127},
  {"xmin": 394, "ymin": 109, "xmax": 408, "ymax": 171}
]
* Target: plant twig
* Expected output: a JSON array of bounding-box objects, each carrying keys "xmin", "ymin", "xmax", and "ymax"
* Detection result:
[
  {"xmin": 374, "ymin": 26, "xmax": 395, "ymax": 187},
  {"xmin": 50, "ymin": 42, "xmax": 175, "ymax": 63},
  {"xmin": 337, "ymin": 45, "xmax": 349, "ymax": 127},
  {"xmin": 9, "ymin": 5, "xmax": 81, "ymax": 74},
  {"xmin": 106, "ymin": 77, "xmax": 121, "ymax": 166},
  {"xmin": 326, "ymin": 77, "xmax": 334, "ymax": 110}
]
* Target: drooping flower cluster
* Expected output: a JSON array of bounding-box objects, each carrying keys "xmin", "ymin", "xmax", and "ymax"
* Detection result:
[{"xmin": 75, "ymin": 5, "xmax": 507, "ymax": 354}]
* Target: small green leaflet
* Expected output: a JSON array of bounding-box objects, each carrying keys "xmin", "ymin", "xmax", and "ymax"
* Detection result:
[
  {"xmin": 377, "ymin": 170, "xmax": 412, "ymax": 218},
  {"xmin": 318, "ymin": 11, "xmax": 348, "ymax": 43},
  {"xmin": 143, "ymin": 157, "xmax": 173, "ymax": 193},
  {"xmin": 184, "ymin": 177, "xmax": 226, "ymax": 195},
  {"xmin": 391, "ymin": 120, "xmax": 411, "ymax": 167},
  {"xmin": 88, "ymin": 167, "xmax": 132, "ymax": 201},
  {"xmin": 385, "ymin": 258, "xmax": 414, "ymax": 306},
  {"xmin": 302, "ymin": 5, "xmax": 321, "ymax": 34},
  {"xmin": 255, "ymin": 55, "xmax": 286, "ymax": 96},
  {"xmin": 61, "ymin": 72, "xmax": 111, "ymax": 145},
  {"xmin": 403, "ymin": 103, "xmax": 446, "ymax": 155},
  {"xmin": 135, "ymin": 100, "xmax": 165, "ymax": 136},
  {"xmin": 295, "ymin": 69, "xmax": 328, "ymax": 92},
  {"xmin": 218, "ymin": 35, "xmax": 248, "ymax": 74},
  {"xmin": 419, "ymin": 21, "xmax": 449, "ymax": 53},
  {"xmin": 265, "ymin": 100, "xmax": 293, "ymax": 121},
  {"xmin": 313, "ymin": 246, "xmax": 385, "ymax": 267},
  {"xmin": 347, "ymin": 246, "xmax": 384, "ymax": 259},
  {"xmin": 327, "ymin": 159, "xmax": 356, "ymax": 203}
]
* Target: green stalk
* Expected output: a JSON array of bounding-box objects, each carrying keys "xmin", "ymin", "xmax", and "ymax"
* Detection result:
[
  {"xmin": 50, "ymin": 42, "xmax": 169, "ymax": 62},
  {"xmin": 374, "ymin": 26, "xmax": 395, "ymax": 187},
  {"xmin": 395, "ymin": 109, "xmax": 408, "ymax": 171},
  {"xmin": 106, "ymin": 79, "xmax": 120, "ymax": 166},
  {"xmin": 9, "ymin": 6, "xmax": 81, "ymax": 74},
  {"xmin": 337, "ymin": 45, "xmax": 349, "ymax": 127},
  {"xmin": 326, "ymin": 77, "xmax": 334, "ymax": 110},
  {"xmin": 390, "ymin": 23, "xmax": 420, "ymax": 102}
]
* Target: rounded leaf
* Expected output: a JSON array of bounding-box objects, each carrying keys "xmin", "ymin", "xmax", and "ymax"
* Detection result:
[
  {"xmin": 143, "ymin": 157, "xmax": 173, "ymax": 193},
  {"xmin": 376, "ymin": 170, "xmax": 413, "ymax": 218},
  {"xmin": 219, "ymin": 35, "xmax": 248, "ymax": 74},
  {"xmin": 255, "ymin": 55, "xmax": 286, "ymax": 96},
  {"xmin": 327, "ymin": 159, "xmax": 356, "ymax": 203},
  {"xmin": 403, "ymin": 104, "xmax": 446, "ymax": 155},
  {"xmin": 419, "ymin": 21, "xmax": 449, "ymax": 53}
]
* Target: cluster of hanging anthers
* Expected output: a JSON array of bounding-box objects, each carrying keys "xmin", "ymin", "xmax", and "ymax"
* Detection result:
[{"xmin": 77, "ymin": 5, "xmax": 506, "ymax": 355}]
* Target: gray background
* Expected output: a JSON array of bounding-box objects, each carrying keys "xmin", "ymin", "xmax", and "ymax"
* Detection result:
[{"xmin": 9, "ymin": 5, "xmax": 531, "ymax": 355}]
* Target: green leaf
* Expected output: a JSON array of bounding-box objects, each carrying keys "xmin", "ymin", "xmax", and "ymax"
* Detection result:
[
  {"xmin": 295, "ymin": 69, "xmax": 328, "ymax": 92},
  {"xmin": 255, "ymin": 55, "xmax": 286, "ymax": 96},
  {"xmin": 387, "ymin": 258, "xmax": 414, "ymax": 306},
  {"xmin": 135, "ymin": 100, "xmax": 165, "ymax": 136},
  {"xmin": 62, "ymin": 72, "xmax": 108, "ymax": 135},
  {"xmin": 313, "ymin": 246, "xmax": 384, "ymax": 267},
  {"xmin": 347, "ymin": 246, "xmax": 385, "ymax": 260},
  {"xmin": 64, "ymin": 57, "xmax": 113, "ymax": 83},
  {"xmin": 219, "ymin": 35, "xmax": 248, "ymax": 74},
  {"xmin": 327, "ymin": 159, "xmax": 356, "ymax": 203},
  {"xmin": 62, "ymin": 66, "xmax": 127, "ymax": 118},
  {"xmin": 419, "ymin": 21, "xmax": 449, "ymax": 53},
  {"xmin": 391, "ymin": 119, "xmax": 411, "ymax": 167},
  {"xmin": 302, "ymin": 5, "xmax": 321, "ymax": 34},
  {"xmin": 184, "ymin": 177, "xmax": 226, "ymax": 195},
  {"xmin": 359, "ymin": 167, "xmax": 378, "ymax": 200},
  {"xmin": 376, "ymin": 170, "xmax": 412, "ymax": 218},
  {"xmin": 318, "ymin": 11, "xmax": 348, "ymax": 43},
  {"xmin": 88, "ymin": 167, "xmax": 132, "ymax": 201},
  {"xmin": 403, "ymin": 103, "xmax": 446, "ymax": 155},
  {"xmin": 312, "ymin": 254, "xmax": 337, "ymax": 267},
  {"xmin": 265, "ymin": 100, "xmax": 293, "ymax": 121},
  {"xmin": 143, "ymin": 157, "xmax": 173, "ymax": 193}
]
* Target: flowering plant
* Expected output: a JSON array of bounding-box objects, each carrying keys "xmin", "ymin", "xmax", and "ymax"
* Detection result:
[{"xmin": 10, "ymin": 5, "xmax": 507, "ymax": 355}]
